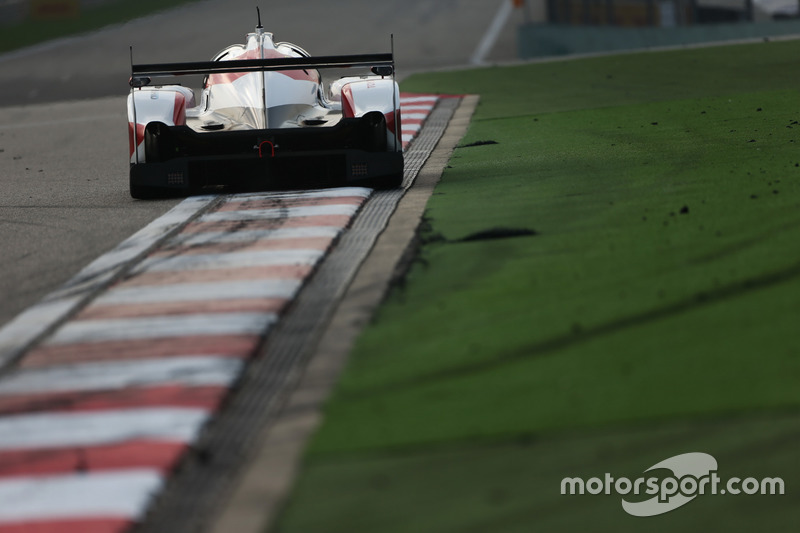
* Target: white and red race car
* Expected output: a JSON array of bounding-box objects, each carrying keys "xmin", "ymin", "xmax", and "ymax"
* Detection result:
[{"xmin": 128, "ymin": 12, "xmax": 402, "ymax": 199}]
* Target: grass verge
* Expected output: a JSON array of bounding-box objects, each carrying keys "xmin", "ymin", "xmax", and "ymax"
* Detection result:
[
  {"xmin": 273, "ymin": 40, "xmax": 800, "ymax": 532},
  {"xmin": 0, "ymin": 0, "xmax": 201, "ymax": 54}
]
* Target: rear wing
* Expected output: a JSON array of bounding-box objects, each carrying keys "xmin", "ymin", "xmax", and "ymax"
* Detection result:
[{"xmin": 130, "ymin": 53, "xmax": 395, "ymax": 84}]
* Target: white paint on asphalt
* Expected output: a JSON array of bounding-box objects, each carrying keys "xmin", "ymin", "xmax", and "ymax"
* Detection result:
[
  {"xmin": 402, "ymin": 113, "xmax": 433, "ymax": 121},
  {"xmin": 0, "ymin": 469, "xmax": 163, "ymax": 522},
  {"xmin": 0, "ymin": 357, "xmax": 243, "ymax": 395},
  {"xmin": 471, "ymin": 0, "xmax": 514, "ymax": 65},
  {"xmin": 398, "ymin": 96, "xmax": 439, "ymax": 103},
  {"xmin": 199, "ymin": 204, "xmax": 361, "ymax": 222},
  {"xmin": 95, "ymin": 279, "xmax": 302, "ymax": 305},
  {"xmin": 134, "ymin": 249, "xmax": 325, "ymax": 273},
  {"xmin": 172, "ymin": 226, "xmax": 342, "ymax": 246},
  {"xmin": 46, "ymin": 313, "xmax": 275, "ymax": 345},
  {"xmin": 0, "ymin": 408, "xmax": 209, "ymax": 450}
]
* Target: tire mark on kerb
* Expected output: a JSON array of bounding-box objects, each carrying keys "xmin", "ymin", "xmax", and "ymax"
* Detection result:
[{"xmin": 134, "ymin": 249, "xmax": 325, "ymax": 273}]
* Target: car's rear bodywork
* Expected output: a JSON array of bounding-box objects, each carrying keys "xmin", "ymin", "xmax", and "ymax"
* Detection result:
[{"xmin": 128, "ymin": 23, "xmax": 402, "ymax": 198}]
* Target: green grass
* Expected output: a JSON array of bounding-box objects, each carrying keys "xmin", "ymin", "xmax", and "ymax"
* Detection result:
[
  {"xmin": 273, "ymin": 41, "xmax": 800, "ymax": 532},
  {"xmin": 278, "ymin": 413, "xmax": 799, "ymax": 533},
  {"xmin": 0, "ymin": 0, "xmax": 202, "ymax": 54}
]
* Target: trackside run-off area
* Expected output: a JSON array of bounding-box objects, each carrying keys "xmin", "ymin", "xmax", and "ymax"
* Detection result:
[{"xmin": 273, "ymin": 40, "xmax": 800, "ymax": 532}]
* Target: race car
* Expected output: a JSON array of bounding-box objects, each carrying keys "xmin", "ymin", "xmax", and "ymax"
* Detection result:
[{"xmin": 127, "ymin": 12, "xmax": 403, "ymax": 199}]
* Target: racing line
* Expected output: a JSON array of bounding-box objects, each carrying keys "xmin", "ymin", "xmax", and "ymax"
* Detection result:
[{"xmin": 0, "ymin": 94, "xmax": 442, "ymax": 533}]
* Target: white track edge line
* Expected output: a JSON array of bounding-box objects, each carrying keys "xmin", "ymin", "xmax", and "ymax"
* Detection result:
[{"xmin": 471, "ymin": 0, "xmax": 514, "ymax": 65}]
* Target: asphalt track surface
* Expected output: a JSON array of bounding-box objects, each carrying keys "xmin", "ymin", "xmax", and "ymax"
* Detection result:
[{"xmin": 0, "ymin": 0, "xmax": 522, "ymax": 331}]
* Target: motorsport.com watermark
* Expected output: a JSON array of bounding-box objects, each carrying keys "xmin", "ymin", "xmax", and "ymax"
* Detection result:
[{"xmin": 561, "ymin": 453, "xmax": 784, "ymax": 516}]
